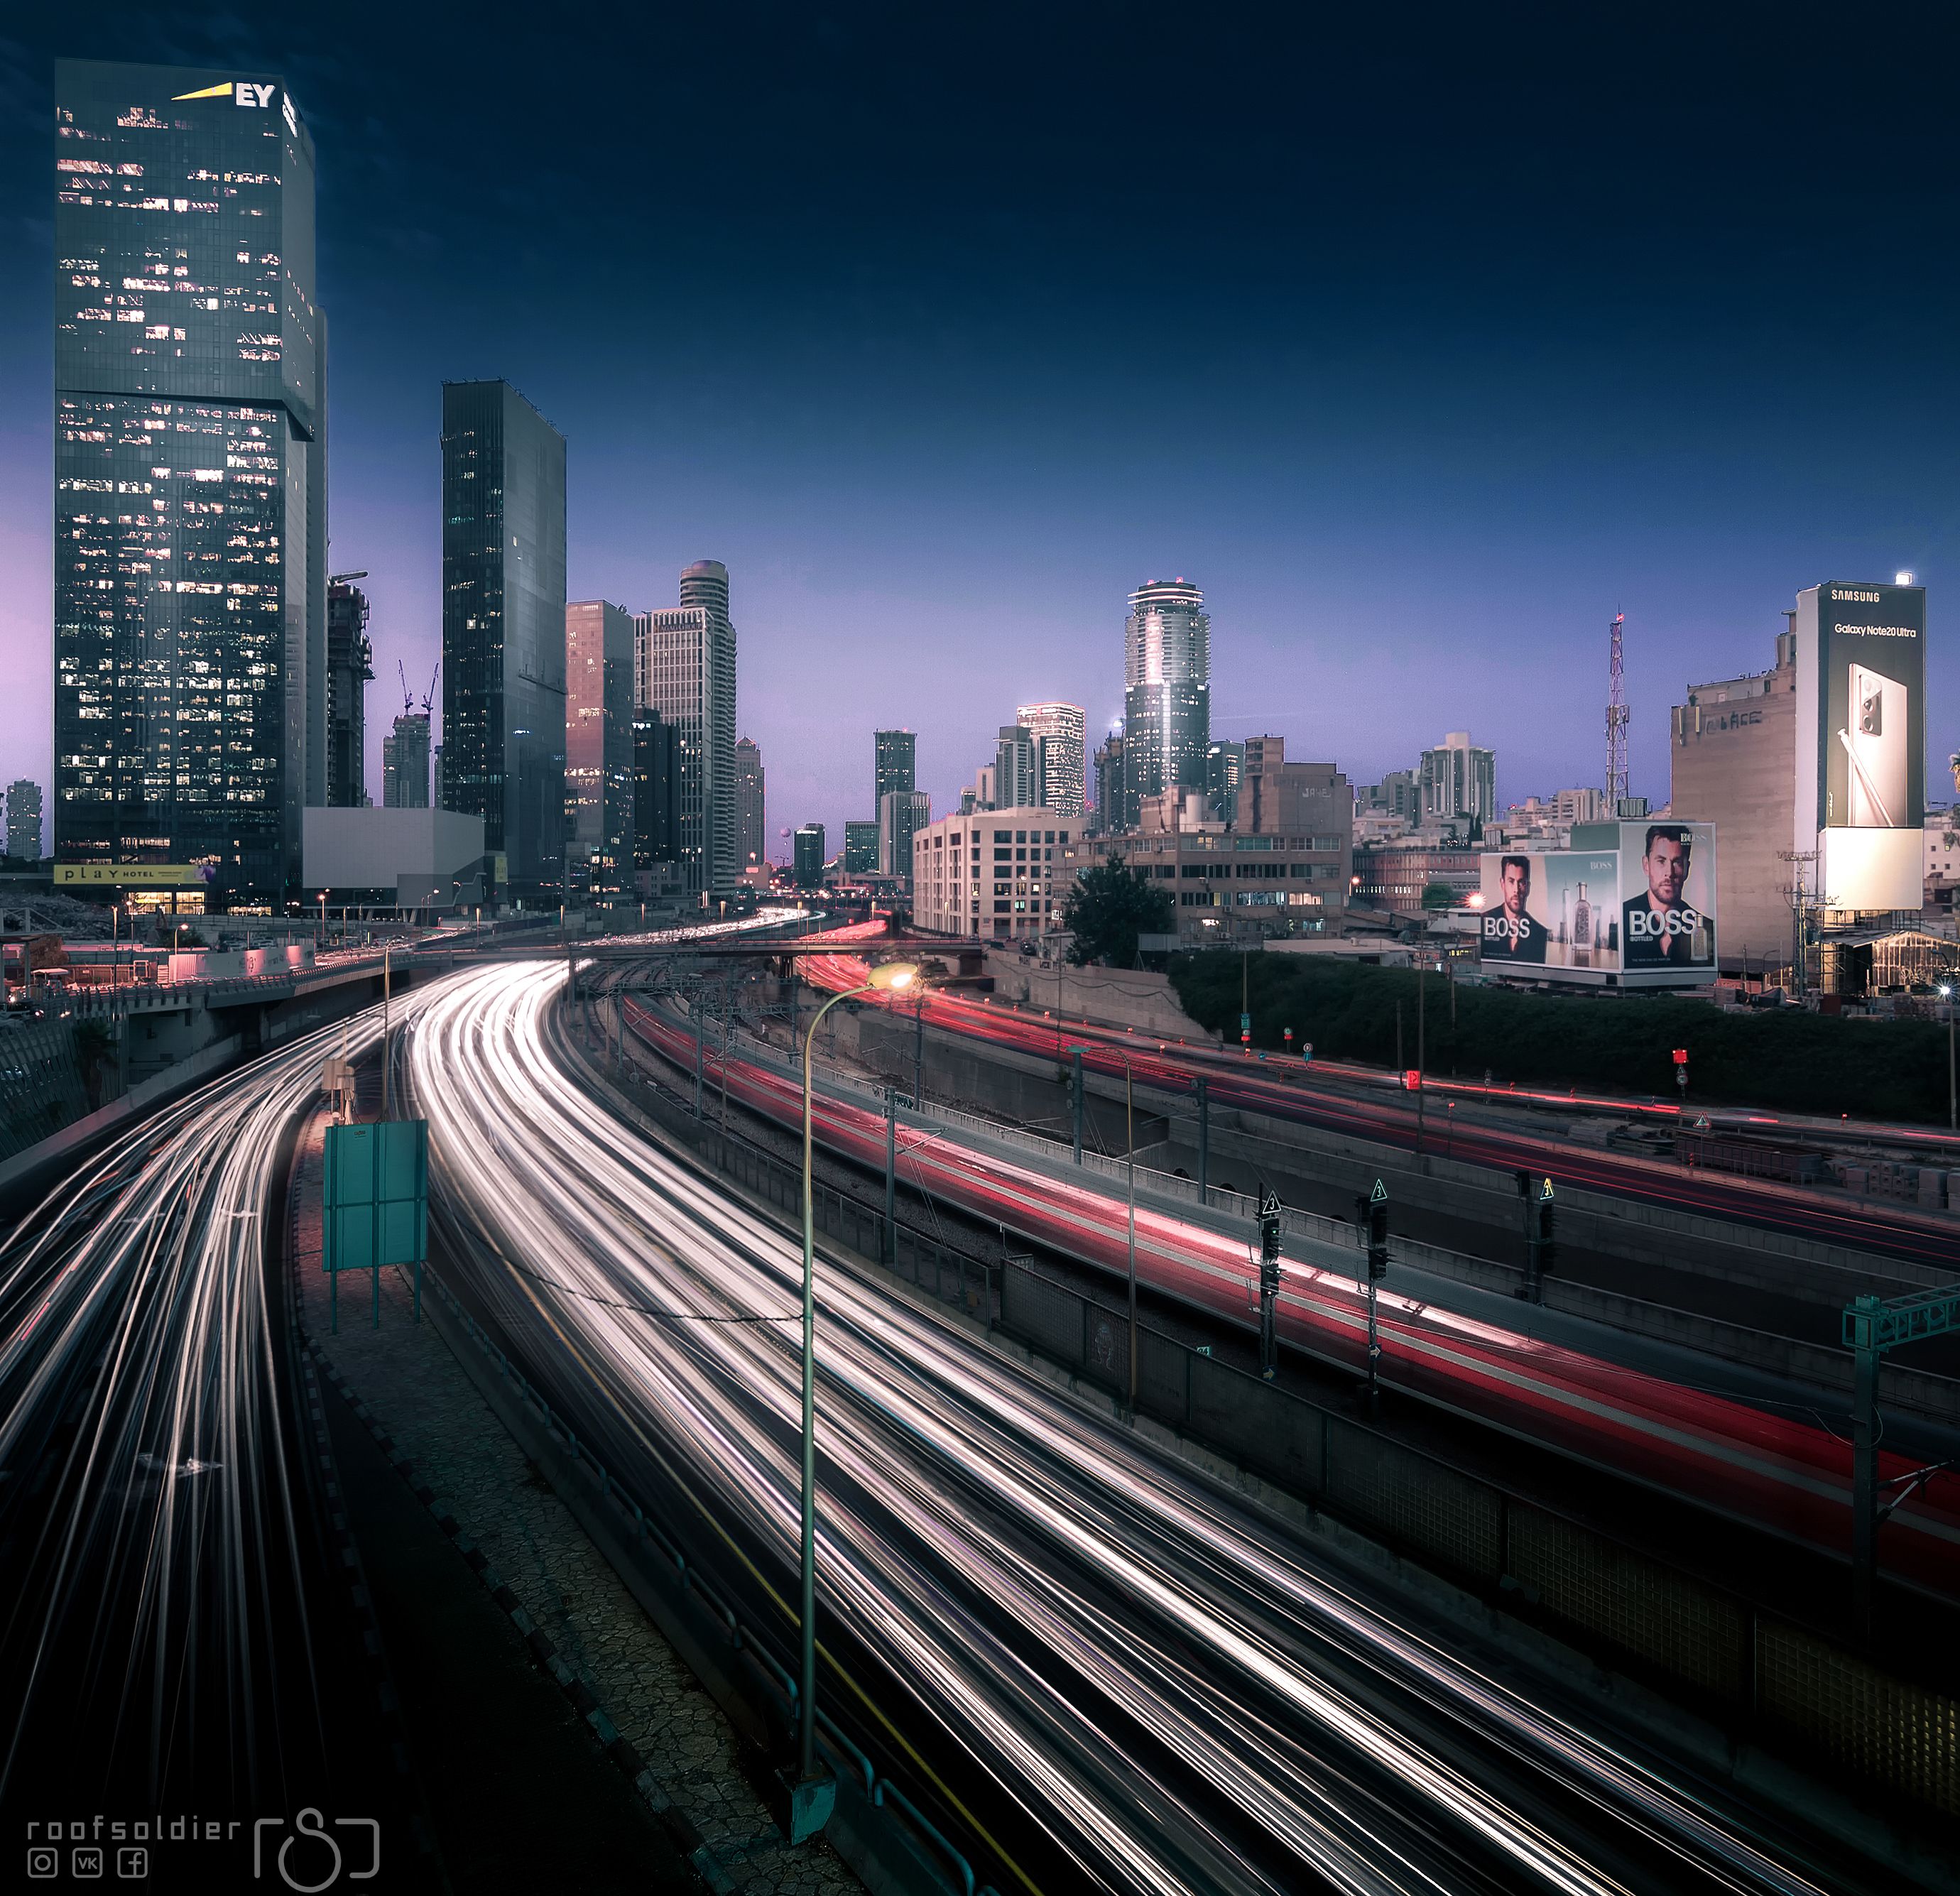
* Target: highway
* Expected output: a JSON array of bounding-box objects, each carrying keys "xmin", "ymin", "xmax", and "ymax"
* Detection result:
[
  {"xmin": 0, "ymin": 1000, "xmax": 394, "ymax": 1814},
  {"xmin": 794, "ymin": 927, "xmax": 1960, "ymax": 1270},
  {"xmin": 624, "ymin": 996, "xmax": 1960, "ymax": 1602},
  {"xmin": 410, "ymin": 957, "xmax": 1890, "ymax": 1895}
]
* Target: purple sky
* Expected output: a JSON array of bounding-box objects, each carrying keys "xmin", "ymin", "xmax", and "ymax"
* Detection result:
[{"xmin": 4, "ymin": 6, "xmax": 1957, "ymax": 859}]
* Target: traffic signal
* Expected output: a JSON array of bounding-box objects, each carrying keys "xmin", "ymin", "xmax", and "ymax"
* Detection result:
[
  {"xmin": 1258, "ymin": 1189, "xmax": 1283, "ymax": 1264},
  {"xmin": 1364, "ymin": 1178, "xmax": 1388, "ymax": 1280}
]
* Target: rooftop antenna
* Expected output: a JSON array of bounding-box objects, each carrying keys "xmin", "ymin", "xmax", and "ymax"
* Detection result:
[{"xmin": 1605, "ymin": 610, "xmax": 1628, "ymax": 812}]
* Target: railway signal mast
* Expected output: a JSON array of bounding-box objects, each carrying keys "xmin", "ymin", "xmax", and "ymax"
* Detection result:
[{"xmin": 1605, "ymin": 611, "xmax": 1629, "ymax": 812}]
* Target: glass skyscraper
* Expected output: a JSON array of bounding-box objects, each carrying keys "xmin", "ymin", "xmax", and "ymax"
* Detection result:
[
  {"xmin": 1015, "ymin": 702, "xmax": 1087, "ymax": 815},
  {"xmin": 634, "ymin": 561, "xmax": 737, "ymax": 897},
  {"xmin": 441, "ymin": 379, "xmax": 567, "ymax": 902},
  {"xmin": 1121, "ymin": 578, "xmax": 1210, "ymax": 831},
  {"xmin": 325, "ymin": 574, "xmax": 372, "ymax": 807},
  {"xmin": 53, "ymin": 60, "xmax": 326, "ymax": 910},
  {"xmin": 565, "ymin": 600, "xmax": 635, "ymax": 905},
  {"xmin": 733, "ymin": 736, "xmax": 765, "ymax": 874},
  {"xmin": 874, "ymin": 729, "xmax": 916, "ymax": 814}
]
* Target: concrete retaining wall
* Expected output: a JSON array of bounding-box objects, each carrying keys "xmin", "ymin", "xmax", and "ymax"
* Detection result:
[{"xmin": 980, "ymin": 950, "xmax": 1220, "ymax": 1042}]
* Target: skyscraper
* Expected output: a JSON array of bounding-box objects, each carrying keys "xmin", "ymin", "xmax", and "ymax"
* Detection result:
[
  {"xmin": 441, "ymin": 379, "xmax": 567, "ymax": 902},
  {"xmin": 793, "ymin": 823, "xmax": 825, "ymax": 888},
  {"xmin": 1205, "ymin": 738, "xmax": 1245, "ymax": 826},
  {"xmin": 994, "ymin": 724, "xmax": 1042, "ymax": 809},
  {"xmin": 382, "ymin": 711, "xmax": 430, "ymax": 807},
  {"xmin": 632, "ymin": 709, "xmax": 678, "ymax": 881},
  {"xmin": 634, "ymin": 561, "xmax": 736, "ymax": 895},
  {"xmin": 734, "ymin": 736, "xmax": 765, "ymax": 873},
  {"xmin": 1418, "ymin": 731, "xmax": 1496, "ymax": 827},
  {"xmin": 1121, "ymin": 578, "xmax": 1210, "ymax": 831},
  {"xmin": 53, "ymin": 60, "xmax": 327, "ymax": 908},
  {"xmin": 1090, "ymin": 731, "xmax": 1124, "ymax": 834},
  {"xmin": 1015, "ymin": 702, "xmax": 1087, "ymax": 814},
  {"xmin": 566, "ymin": 601, "xmax": 635, "ymax": 905},
  {"xmin": 874, "ymin": 730, "xmax": 916, "ymax": 814},
  {"xmin": 879, "ymin": 788, "xmax": 930, "ymax": 883},
  {"xmin": 843, "ymin": 819, "xmax": 880, "ymax": 874},
  {"xmin": 6, "ymin": 781, "xmax": 44, "ymax": 862},
  {"xmin": 325, "ymin": 575, "xmax": 374, "ymax": 807}
]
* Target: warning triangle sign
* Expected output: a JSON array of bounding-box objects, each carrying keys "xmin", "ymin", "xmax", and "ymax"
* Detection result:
[{"xmin": 1369, "ymin": 1178, "xmax": 1388, "ymax": 1204}]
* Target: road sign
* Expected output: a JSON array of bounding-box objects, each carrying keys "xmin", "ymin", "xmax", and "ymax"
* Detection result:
[
  {"xmin": 324, "ymin": 1120, "xmax": 428, "ymax": 1271},
  {"xmin": 1240, "ymin": 1011, "xmax": 1251, "ymax": 1035},
  {"xmin": 323, "ymin": 1118, "xmax": 429, "ymax": 1332},
  {"xmin": 1671, "ymin": 1047, "xmax": 1689, "ymax": 1064}
]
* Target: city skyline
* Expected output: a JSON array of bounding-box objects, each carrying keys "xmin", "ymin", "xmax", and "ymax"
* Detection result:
[{"xmin": 1, "ymin": 13, "xmax": 1956, "ymax": 861}]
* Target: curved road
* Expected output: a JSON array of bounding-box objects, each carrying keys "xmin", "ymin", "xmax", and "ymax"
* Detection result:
[{"xmin": 409, "ymin": 959, "xmax": 1900, "ymax": 1896}]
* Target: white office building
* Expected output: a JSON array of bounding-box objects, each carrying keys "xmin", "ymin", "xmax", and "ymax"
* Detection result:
[{"xmin": 912, "ymin": 805, "xmax": 1085, "ymax": 941}]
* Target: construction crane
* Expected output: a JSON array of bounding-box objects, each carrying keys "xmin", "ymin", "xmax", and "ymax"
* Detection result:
[
  {"xmin": 1605, "ymin": 611, "xmax": 1628, "ymax": 812},
  {"xmin": 420, "ymin": 663, "xmax": 438, "ymax": 717}
]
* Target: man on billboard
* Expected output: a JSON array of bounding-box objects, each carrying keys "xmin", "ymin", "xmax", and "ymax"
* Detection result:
[
  {"xmin": 1483, "ymin": 854, "xmax": 1547, "ymax": 962},
  {"xmin": 1622, "ymin": 825, "xmax": 1712, "ymax": 968}
]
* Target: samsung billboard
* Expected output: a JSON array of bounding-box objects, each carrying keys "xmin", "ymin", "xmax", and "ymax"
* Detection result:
[
  {"xmin": 1478, "ymin": 821, "xmax": 1718, "ymax": 988},
  {"xmin": 1794, "ymin": 581, "xmax": 1926, "ymax": 912}
]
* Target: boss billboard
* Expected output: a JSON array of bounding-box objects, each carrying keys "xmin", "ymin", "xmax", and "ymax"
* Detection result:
[
  {"xmin": 1794, "ymin": 580, "xmax": 1926, "ymax": 911},
  {"xmin": 1479, "ymin": 822, "xmax": 1718, "ymax": 987}
]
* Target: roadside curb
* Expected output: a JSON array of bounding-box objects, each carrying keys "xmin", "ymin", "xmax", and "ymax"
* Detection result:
[{"xmin": 307, "ymin": 1341, "xmax": 739, "ymax": 1896}]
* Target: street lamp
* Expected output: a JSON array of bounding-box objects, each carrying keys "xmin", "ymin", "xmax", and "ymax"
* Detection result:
[
  {"xmin": 793, "ymin": 958, "xmax": 918, "ymax": 1826},
  {"xmin": 1941, "ymin": 983, "xmax": 1956, "ymax": 1134}
]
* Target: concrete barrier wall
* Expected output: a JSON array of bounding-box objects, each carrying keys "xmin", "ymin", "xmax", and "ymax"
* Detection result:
[
  {"xmin": 980, "ymin": 952, "xmax": 1221, "ymax": 1042},
  {"xmin": 996, "ymin": 1258, "xmax": 1959, "ymax": 1821}
]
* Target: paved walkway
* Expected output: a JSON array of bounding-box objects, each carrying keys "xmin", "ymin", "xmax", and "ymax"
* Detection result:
[{"xmin": 292, "ymin": 1108, "xmax": 861, "ymax": 1896}]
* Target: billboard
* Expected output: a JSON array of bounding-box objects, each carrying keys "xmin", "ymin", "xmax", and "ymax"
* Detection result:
[
  {"xmin": 1794, "ymin": 581, "xmax": 1926, "ymax": 911},
  {"xmin": 1478, "ymin": 821, "xmax": 1718, "ymax": 986}
]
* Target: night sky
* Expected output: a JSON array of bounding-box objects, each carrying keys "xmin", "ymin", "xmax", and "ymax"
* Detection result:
[{"xmin": 3, "ymin": 4, "xmax": 1956, "ymax": 854}]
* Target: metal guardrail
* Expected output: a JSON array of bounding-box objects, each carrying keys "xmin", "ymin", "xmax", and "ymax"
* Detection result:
[{"xmin": 425, "ymin": 1269, "xmax": 1003, "ymax": 1896}]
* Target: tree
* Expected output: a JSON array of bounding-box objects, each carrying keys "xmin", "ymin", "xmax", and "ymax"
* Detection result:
[
  {"xmin": 1062, "ymin": 854, "xmax": 1175, "ymax": 967},
  {"xmin": 1420, "ymin": 881, "xmax": 1459, "ymax": 910}
]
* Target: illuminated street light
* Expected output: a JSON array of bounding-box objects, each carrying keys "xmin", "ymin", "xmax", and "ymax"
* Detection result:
[
  {"xmin": 792, "ymin": 958, "xmax": 917, "ymax": 1830},
  {"xmin": 1941, "ymin": 982, "xmax": 1955, "ymax": 1133}
]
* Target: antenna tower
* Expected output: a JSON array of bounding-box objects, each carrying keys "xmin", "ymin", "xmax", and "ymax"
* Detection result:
[{"xmin": 1605, "ymin": 611, "xmax": 1628, "ymax": 810}]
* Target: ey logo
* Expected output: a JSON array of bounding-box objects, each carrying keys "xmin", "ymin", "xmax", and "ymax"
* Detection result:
[{"xmin": 172, "ymin": 80, "xmax": 276, "ymax": 108}]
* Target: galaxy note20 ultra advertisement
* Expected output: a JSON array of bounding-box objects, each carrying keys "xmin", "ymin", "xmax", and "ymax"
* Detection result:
[{"xmin": 1796, "ymin": 580, "xmax": 1927, "ymax": 912}]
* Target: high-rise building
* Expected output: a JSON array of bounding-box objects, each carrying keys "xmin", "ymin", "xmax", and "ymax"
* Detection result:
[
  {"xmin": 793, "ymin": 823, "xmax": 826, "ymax": 888},
  {"xmin": 53, "ymin": 60, "xmax": 327, "ymax": 909},
  {"xmin": 1205, "ymin": 739, "xmax": 1246, "ymax": 825},
  {"xmin": 1091, "ymin": 732, "xmax": 1125, "ymax": 834},
  {"xmin": 1418, "ymin": 731, "xmax": 1496, "ymax": 827},
  {"xmin": 382, "ymin": 712, "xmax": 430, "ymax": 808},
  {"xmin": 430, "ymin": 743, "xmax": 445, "ymax": 812},
  {"xmin": 632, "ymin": 709, "xmax": 678, "ymax": 879},
  {"xmin": 1669, "ymin": 623, "xmax": 1798, "ymax": 960},
  {"xmin": 1358, "ymin": 768, "xmax": 1419, "ymax": 822},
  {"xmin": 566, "ymin": 601, "xmax": 635, "ymax": 906},
  {"xmin": 879, "ymin": 788, "xmax": 931, "ymax": 884},
  {"xmin": 441, "ymin": 379, "xmax": 567, "ymax": 902},
  {"xmin": 994, "ymin": 724, "xmax": 1042, "ymax": 809},
  {"xmin": 734, "ymin": 736, "xmax": 765, "ymax": 873},
  {"xmin": 6, "ymin": 780, "xmax": 44, "ymax": 862},
  {"xmin": 1121, "ymin": 578, "xmax": 1210, "ymax": 831},
  {"xmin": 1015, "ymin": 702, "xmax": 1087, "ymax": 815},
  {"xmin": 634, "ymin": 561, "xmax": 736, "ymax": 895},
  {"xmin": 874, "ymin": 730, "xmax": 916, "ymax": 813},
  {"xmin": 326, "ymin": 575, "xmax": 374, "ymax": 808},
  {"xmin": 843, "ymin": 819, "xmax": 880, "ymax": 874}
]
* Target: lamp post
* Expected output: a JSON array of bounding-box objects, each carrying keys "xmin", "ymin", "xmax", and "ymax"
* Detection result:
[
  {"xmin": 795, "ymin": 959, "xmax": 917, "ymax": 1823},
  {"xmin": 1942, "ymin": 983, "xmax": 1956, "ymax": 1134}
]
